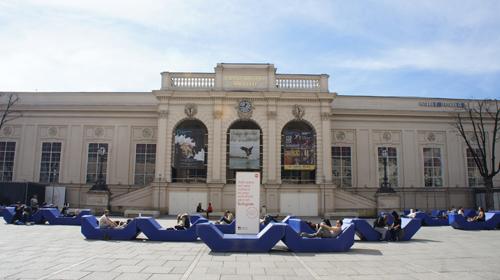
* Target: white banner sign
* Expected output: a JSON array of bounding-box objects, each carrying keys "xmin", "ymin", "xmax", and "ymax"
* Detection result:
[
  {"xmin": 45, "ymin": 186, "xmax": 66, "ymax": 209},
  {"xmin": 235, "ymin": 172, "xmax": 260, "ymax": 234}
]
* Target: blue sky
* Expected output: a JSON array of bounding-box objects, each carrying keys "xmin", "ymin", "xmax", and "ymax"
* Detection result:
[{"xmin": 0, "ymin": 1, "xmax": 499, "ymax": 99}]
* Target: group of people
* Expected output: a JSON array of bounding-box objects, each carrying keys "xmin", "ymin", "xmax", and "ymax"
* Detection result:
[{"xmin": 373, "ymin": 211, "xmax": 403, "ymax": 241}]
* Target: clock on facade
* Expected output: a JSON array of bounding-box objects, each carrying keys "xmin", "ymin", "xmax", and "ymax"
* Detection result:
[{"xmin": 238, "ymin": 100, "xmax": 253, "ymax": 113}]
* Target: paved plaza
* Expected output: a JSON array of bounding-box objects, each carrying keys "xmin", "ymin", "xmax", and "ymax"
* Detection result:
[{"xmin": 1, "ymin": 217, "xmax": 499, "ymax": 280}]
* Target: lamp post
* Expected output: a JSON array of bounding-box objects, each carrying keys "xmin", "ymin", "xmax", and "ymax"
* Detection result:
[
  {"xmin": 378, "ymin": 148, "xmax": 395, "ymax": 193},
  {"xmin": 90, "ymin": 146, "xmax": 108, "ymax": 191}
]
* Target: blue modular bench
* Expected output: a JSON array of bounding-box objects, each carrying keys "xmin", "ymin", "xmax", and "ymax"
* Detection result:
[
  {"xmin": 2, "ymin": 207, "xmax": 46, "ymax": 224},
  {"xmin": 196, "ymin": 222, "xmax": 287, "ymax": 252},
  {"xmin": 41, "ymin": 208, "xmax": 92, "ymax": 225},
  {"xmin": 343, "ymin": 218, "xmax": 383, "ymax": 241},
  {"xmin": 463, "ymin": 209, "xmax": 477, "ymax": 218},
  {"xmin": 430, "ymin": 210, "xmax": 446, "ymax": 218},
  {"xmin": 281, "ymin": 219, "xmax": 355, "ymax": 252},
  {"xmin": 215, "ymin": 220, "xmax": 236, "ymax": 234},
  {"xmin": 448, "ymin": 212, "xmax": 500, "ymax": 230},
  {"xmin": 343, "ymin": 217, "xmax": 421, "ymax": 241},
  {"xmin": 413, "ymin": 212, "xmax": 449, "ymax": 226},
  {"xmin": 81, "ymin": 215, "xmax": 140, "ymax": 240},
  {"xmin": 135, "ymin": 216, "xmax": 208, "ymax": 242}
]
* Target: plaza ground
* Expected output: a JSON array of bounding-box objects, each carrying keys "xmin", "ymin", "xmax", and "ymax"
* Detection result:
[{"xmin": 0, "ymin": 217, "xmax": 499, "ymax": 280}]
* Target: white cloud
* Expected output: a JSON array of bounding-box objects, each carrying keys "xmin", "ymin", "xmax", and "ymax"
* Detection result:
[{"xmin": 333, "ymin": 41, "xmax": 500, "ymax": 74}]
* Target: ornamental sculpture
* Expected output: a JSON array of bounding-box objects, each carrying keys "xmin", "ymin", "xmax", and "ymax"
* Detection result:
[
  {"xmin": 292, "ymin": 104, "xmax": 305, "ymax": 120},
  {"xmin": 184, "ymin": 103, "xmax": 197, "ymax": 118}
]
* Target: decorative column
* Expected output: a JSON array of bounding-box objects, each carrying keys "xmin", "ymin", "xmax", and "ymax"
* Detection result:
[
  {"xmin": 212, "ymin": 108, "xmax": 223, "ymax": 182},
  {"xmin": 155, "ymin": 109, "xmax": 169, "ymax": 180},
  {"xmin": 267, "ymin": 110, "xmax": 278, "ymax": 183},
  {"xmin": 321, "ymin": 111, "xmax": 332, "ymax": 184}
]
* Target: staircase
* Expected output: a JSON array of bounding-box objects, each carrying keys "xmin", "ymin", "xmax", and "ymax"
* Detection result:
[
  {"xmin": 334, "ymin": 189, "xmax": 376, "ymax": 215},
  {"xmin": 110, "ymin": 185, "xmax": 155, "ymax": 212}
]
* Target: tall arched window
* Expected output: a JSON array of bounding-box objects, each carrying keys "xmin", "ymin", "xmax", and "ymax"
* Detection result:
[
  {"xmin": 171, "ymin": 119, "xmax": 208, "ymax": 183},
  {"xmin": 281, "ymin": 121, "xmax": 316, "ymax": 184},
  {"xmin": 226, "ymin": 120, "xmax": 263, "ymax": 183}
]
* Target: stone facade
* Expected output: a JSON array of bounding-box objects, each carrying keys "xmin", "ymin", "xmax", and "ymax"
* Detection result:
[{"xmin": 1, "ymin": 63, "xmax": 499, "ymax": 215}]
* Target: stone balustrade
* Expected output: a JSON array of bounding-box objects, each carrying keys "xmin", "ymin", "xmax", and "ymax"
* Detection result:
[{"xmin": 161, "ymin": 68, "xmax": 329, "ymax": 92}]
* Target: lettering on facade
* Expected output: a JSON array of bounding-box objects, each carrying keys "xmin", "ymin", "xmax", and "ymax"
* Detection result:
[
  {"xmin": 418, "ymin": 101, "xmax": 465, "ymax": 108},
  {"xmin": 223, "ymin": 75, "xmax": 267, "ymax": 88}
]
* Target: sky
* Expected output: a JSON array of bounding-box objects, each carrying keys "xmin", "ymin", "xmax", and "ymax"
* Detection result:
[{"xmin": 0, "ymin": 0, "xmax": 499, "ymax": 99}]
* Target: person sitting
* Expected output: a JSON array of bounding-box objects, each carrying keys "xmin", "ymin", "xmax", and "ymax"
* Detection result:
[
  {"xmin": 468, "ymin": 207, "xmax": 485, "ymax": 222},
  {"xmin": 29, "ymin": 195, "xmax": 39, "ymax": 213},
  {"xmin": 300, "ymin": 219, "xmax": 343, "ymax": 238},
  {"xmin": 168, "ymin": 213, "xmax": 191, "ymax": 230},
  {"xmin": 196, "ymin": 202, "xmax": 205, "ymax": 213},
  {"xmin": 12, "ymin": 201, "xmax": 28, "ymax": 225},
  {"xmin": 373, "ymin": 214, "xmax": 388, "ymax": 241},
  {"xmin": 206, "ymin": 202, "xmax": 213, "ymax": 220},
  {"xmin": 389, "ymin": 211, "xmax": 402, "ymax": 241},
  {"xmin": 260, "ymin": 214, "xmax": 278, "ymax": 226},
  {"xmin": 99, "ymin": 210, "xmax": 125, "ymax": 229},
  {"xmin": 457, "ymin": 206, "xmax": 464, "ymax": 216},
  {"xmin": 407, "ymin": 209, "xmax": 417, "ymax": 218},
  {"xmin": 215, "ymin": 210, "xmax": 234, "ymax": 225}
]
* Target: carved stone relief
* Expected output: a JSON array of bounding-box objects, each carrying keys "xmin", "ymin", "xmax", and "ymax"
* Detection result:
[{"xmin": 292, "ymin": 104, "xmax": 305, "ymax": 120}]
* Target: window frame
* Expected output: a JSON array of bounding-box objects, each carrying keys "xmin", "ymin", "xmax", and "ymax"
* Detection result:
[
  {"xmin": 0, "ymin": 140, "xmax": 17, "ymax": 182},
  {"xmin": 133, "ymin": 143, "xmax": 157, "ymax": 186},
  {"xmin": 85, "ymin": 142, "xmax": 110, "ymax": 184},
  {"xmin": 376, "ymin": 146, "xmax": 400, "ymax": 188},
  {"xmin": 331, "ymin": 145, "xmax": 353, "ymax": 188},
  {"xmin": 39, "ymin": 141, "xmax": 63, "ymax": 184},
  {"xmin": 422, "ymin": 146, "xmax": 444, "ymax": 188}
]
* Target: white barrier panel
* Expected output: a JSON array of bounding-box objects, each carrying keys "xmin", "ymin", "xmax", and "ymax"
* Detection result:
[
  {"xmin": 45, "ymin": 186, "xmax": 66, "ymax": 209},
  {"xmin": 236, "ymin": 172, "xmax": 260, "ymax": 234}
]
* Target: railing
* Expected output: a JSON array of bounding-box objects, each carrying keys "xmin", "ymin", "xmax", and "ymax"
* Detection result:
[
  {"xmin": 162, "ymin": 72, "xmax": 215, "ymax": 89},
  {"xmin": 276, "ymin": 74, "xmax": 322, "ymax": 90},
  {"xmin": 161, "ymin": 72, "xmax": 328, "ymax": 92}
]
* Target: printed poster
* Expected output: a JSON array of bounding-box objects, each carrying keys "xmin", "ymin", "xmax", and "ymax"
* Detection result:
[
  {"xmin": 173, "ymin": 128, "xmax": 205, "ymax": 168},
  {"xmin": 283, "ymin": 130, "xmax": 315, "ymax": 170},
  {"xmin": 229, "ymin": 129, "xmax": 260, "ymax": 170}
]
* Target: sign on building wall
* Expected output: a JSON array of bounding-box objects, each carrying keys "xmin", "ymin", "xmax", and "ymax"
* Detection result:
[
  {"xmin": 235, "ymin": 172, "xmax": 260, "ymax": 234},
  {"xmin": 283, "ymin": 130, "xmax": 315, "ymax": 170},
  {"xmin": 229, "ymin": 129, "xmax": 260, "ymax": 170},
  {"xmin": 173, "ymin": 128, "xmax": 205, "ymax": 168}
]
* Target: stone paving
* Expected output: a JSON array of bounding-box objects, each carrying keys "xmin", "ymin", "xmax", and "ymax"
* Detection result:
[{"xmin": 1, "ymin": 217, "xmax": 500, "ymax": 280}]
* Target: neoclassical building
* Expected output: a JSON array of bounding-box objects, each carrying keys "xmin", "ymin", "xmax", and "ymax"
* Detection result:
[{"xmin": 1, "ymin": 63, "xmax": 498, "ymax": 215}]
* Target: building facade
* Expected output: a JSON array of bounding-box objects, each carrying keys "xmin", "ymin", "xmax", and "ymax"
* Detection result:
[{"xmin": 1, "ymin": 63, "xmax": 499, "ymax": 215}]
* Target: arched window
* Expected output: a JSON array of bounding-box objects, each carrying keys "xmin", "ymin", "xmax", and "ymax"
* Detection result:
[
  {"xmin": 226, "ymin": 120, "xmax": 263, "ymax": 183},
  {"xmin": 171, "ymin": 119, "xmax": 208, "ymax": 183},
  {"xmin": 281, "ymin": 121, "xmax": 316, "ymax": 184}
]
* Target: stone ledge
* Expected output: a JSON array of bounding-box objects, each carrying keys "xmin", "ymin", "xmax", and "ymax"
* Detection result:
[{"xmin": 124, "ymin": 209, "xmax": 160, "ymax": 218}]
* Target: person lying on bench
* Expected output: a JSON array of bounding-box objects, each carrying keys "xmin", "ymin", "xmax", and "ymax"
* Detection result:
[
  {"xmin": 260, "ymin": 214, "xmax": 278, "ymax": 226},
  {"xmin": 167, "ymin": 213, "xmax": 190, "ymax": 230},
  {"xmin": 467, "ymin": 207, "xmax": 485, "ymax": 222},
  {"xmin": 215, "ymin": 210, "xmax": 234, "ymax": 225},
  {"xmin": 99, "ymin": 210, "xmax": 127, "ymax": 229},
  {"xmin": 300, "ymin": 219, "xmax": 343, "ymax": 238}
]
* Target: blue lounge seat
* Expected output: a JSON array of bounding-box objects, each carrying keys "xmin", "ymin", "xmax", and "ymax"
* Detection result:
[
  {"xmin": 80, "ymin": 215, "xmax": 140, "ymax": 240},
  {"xmin": 41, "ymin": 208, "xmax": 92, "ymax": 225},
  {"xmin": 344, "ymin": 217, "xmax": 421, "ymax": 241},
  {"xmin": 215, "ymin": 220, "xmax": 236, "ymax": 234},
  {"xmin": 463, "ymin": 209, "xmax": 477, "ymax": 218},
  {"xmin": 136, "ymin": 216, "xmax": 208, "ymax": 241},
  {"xmin": 2, "ymin": 207, "xmax": 15, "ymax": 223},
  {"xmin": 196, "ymin": 222, "xmax": 286, "ymax": 252},
  {"xmin": 281, "ymin": 219, "xmax": 355, "ymax": 252},
  {"xmin": 0, "ymin": 206, "xmax": 4, "ymax": 217},
  {"xmin": 343, "ymin": 218, "xmax": 382, "ymax": 241},
  {"xmin": 413, "ymin": 212, "xmax": 448, "ymax": 226},
  {"xmin": 400, "ymin": 218, "xmax": 422, "ymax": 241},
  {"xmin": 448, "ymin": 213, "xmax": 500, "ymax": 230},
  {"xmin": 430, "ymin": 210, "xmax": 446, "ymax": 218},
  {"xmin": 2, "ymin": 207, "xmax": 46, "ymax": 224}
]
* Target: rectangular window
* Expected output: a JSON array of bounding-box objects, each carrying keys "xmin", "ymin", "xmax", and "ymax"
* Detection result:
[
  {"xmin": 134, "ymin": 143, "xmax": 156, "ymax": 186},
  {"xmin": 332, "ymin": 146, "xmax": 352, "ymax": 187},
  {"xmin": 86, "ymin": 143, "xmax": 108, "ymax": 184},
  {"xmin": 466, "ymin": 148, "xmax": 483, "ymax": 187},
  {"xmin": 423, "ymin": 147, "xmax": 443, "ymax": 187},
  {"xmin": 0, "ymin": 141, "xmax": 16, "ymax": 182},
  {"xmin": 378, "ymin": 147, "xmax": 398, "ymax": 187},
  {"xmin": 39, "ymin": 142, "xmax": 61, "ymax": 183}
]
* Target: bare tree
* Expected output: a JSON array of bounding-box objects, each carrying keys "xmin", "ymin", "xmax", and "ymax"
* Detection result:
[
  {"xmin": 454, "ymin": 99, "xmax": 499, "ymax": 210},
  {"xmin": 0, "ymin": 93, "xmax": 21, "ymax": 131}
]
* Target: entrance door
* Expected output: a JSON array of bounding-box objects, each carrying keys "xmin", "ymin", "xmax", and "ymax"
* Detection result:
[{"xmin": 280, "ymin": 192, "xmax": 318, "ymax": 216}]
